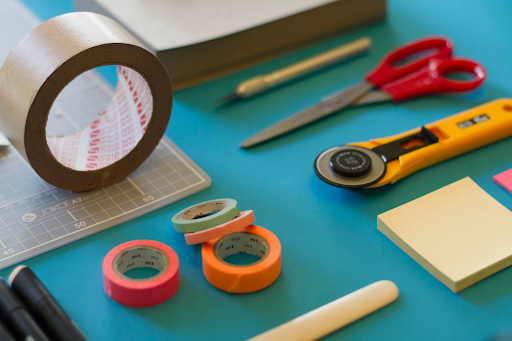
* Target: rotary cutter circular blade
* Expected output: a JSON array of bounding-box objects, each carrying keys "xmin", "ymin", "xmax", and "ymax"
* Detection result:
[{"xmin": 314, "ymin": 145, "xmax": 386, "ymax": 188}]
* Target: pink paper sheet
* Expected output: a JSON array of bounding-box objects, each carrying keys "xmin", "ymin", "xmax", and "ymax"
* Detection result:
[{"xmin": 493, "ymin": 168, "xmax": 512, "ymax": 194}]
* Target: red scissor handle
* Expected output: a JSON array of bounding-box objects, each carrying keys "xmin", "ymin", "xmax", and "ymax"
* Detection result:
[
  {"xmin": 365, "ymin": 37, "xmax": 453, "ymax": 87},
  {"xmin": 381, "ymin": 58, "xmax": 486, "ymax": 102}
]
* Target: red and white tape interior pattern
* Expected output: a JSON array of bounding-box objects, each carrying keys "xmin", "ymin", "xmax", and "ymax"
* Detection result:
[{"xmin": 46, "ymin": 66, "xmax": 153, "ymax": 171}]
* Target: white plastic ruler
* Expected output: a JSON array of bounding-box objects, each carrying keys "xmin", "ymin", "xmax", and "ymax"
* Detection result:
[{"xmin": 0, "ymin": 0, "xmax": 211, "ymax": 269}]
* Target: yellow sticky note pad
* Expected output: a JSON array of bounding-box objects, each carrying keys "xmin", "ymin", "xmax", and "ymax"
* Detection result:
[{"xmin": 377, "ymin": 177, "xmax": 512, "ymax": 293}]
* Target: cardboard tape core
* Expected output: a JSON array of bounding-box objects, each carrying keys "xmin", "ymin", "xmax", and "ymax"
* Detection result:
[
  {"xmin": 172, "ymin": 199, "xmax": 239, "ymax": 233},
  {"xmin": 47, "ymin": 66, "xmax": 153, "ymax": 171},
  {"xmin": 0, "ymin": 12, "xmax": 172, "ymax": 192},
  {"xmin": 113, "ymin": 245, "xmax": 167, "ymax": 279},
  {"xmin": 215, "ymin": 232, "xmax": 269, "ymax": 264},
  {"xmin": 177, "ymin": 199, "xmax": 232, "ymax": 221}
]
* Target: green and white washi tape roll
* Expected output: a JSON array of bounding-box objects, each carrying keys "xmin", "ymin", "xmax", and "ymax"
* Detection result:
[{"xmin": 172, "ymin": 199, "xmax": 239, "ymax": 233}]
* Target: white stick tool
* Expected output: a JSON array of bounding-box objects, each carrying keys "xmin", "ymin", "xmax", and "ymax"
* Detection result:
[{"xmin": 247, "ymin": 280, "xmax": 399, "ymax": 341}]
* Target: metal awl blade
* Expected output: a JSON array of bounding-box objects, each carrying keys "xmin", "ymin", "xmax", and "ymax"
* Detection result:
[{"xmin": 216, "ymin": 93, "xmax": 239, "ymax": 106}]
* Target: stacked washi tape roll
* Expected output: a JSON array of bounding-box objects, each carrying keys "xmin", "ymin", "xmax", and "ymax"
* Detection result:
[{"xmin": 173, "ymin": 199, "xmax": 282, "ymax": 293}]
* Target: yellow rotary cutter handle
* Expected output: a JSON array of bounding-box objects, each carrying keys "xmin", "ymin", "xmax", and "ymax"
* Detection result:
[{"xmin": 314, "ymin": 99, "xmax": 512, "ymax": 188}]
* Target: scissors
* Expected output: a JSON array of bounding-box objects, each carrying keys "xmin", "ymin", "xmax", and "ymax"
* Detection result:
[{"xmin": 240, "ymin": 36, "xmax": 486, "ymax": 148}]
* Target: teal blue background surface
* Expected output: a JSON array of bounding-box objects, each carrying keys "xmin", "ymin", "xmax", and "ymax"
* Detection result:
[{"xmin": 2, "ymin": 0, "xmax": 512, "ymax": 340}]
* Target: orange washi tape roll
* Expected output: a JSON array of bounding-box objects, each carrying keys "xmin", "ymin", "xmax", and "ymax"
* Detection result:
[
  {"xmin": 202, "ymin": 225, "xmax": 281, "ymax": 293},
  {"xmin": 103, "ymin": 240, "xmax": 179, "ymax": 307},
  {"xmin": 184, "ymin": 210, "xmax": 256, "ymax": 245}
]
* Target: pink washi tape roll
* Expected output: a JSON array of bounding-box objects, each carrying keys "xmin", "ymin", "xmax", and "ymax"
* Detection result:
[
  {"xmin": 103, "ymin": 240, "xmax": 179, "ymax": 307},
  {"xmin": 184, "ymin": 210, "xmax": 256, "ymax": 245}
]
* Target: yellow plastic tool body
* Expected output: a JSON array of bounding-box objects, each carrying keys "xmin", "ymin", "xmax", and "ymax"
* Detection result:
[{"xmin": 350, "ymin": 98, "xmax": 512, "ymax": 188}]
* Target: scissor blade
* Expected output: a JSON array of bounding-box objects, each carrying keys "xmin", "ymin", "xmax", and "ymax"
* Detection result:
[
  {"xmin": 351, "ymin": 90, "xmax": 392, "ymax": 106},
  {"xmin": 240, "ymin": 81, "xmax": 373, "ymax": 148}
]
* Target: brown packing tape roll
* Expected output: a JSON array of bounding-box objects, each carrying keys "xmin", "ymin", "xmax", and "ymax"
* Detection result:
[{"xmin": 0, "ymin": 12, "xmax": 173, "ymax": 192}]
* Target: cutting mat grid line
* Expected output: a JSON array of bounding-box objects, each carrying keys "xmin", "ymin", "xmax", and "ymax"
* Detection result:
[{"xmin": 0, "ymin": 0, "xmax": 211, "ymax": 269}]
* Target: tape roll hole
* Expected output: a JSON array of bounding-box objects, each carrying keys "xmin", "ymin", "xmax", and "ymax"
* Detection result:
[
  {"xmin": 113, "ymin": 246, "xmax": 168, "ymax": 280},
  {"xmin": 46, "ymin": 66, "xmax": 153, "ymax": 172},
  {"xmin": 215, "ymin": 232, "xmax": 269, "ymax": 266},
  {"xmin": 180, "ymin": 200, "xmax": 232, "ymax": 221}
]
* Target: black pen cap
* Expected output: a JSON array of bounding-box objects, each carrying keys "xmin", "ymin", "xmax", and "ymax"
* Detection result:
[
  {"xmin": 0, "ymin": 317, "xmax": 16, "ymax": 341},
  {"xmin": 9, "ymin": 265, "xmax": 89, "ymax": 341},
  {"xmin": 9, "ymin": 266, "xmax": 51, "ymax": 307},
  {"xmin": 0, "ymin": 276, "xmax": 50, "ymax": 341},
  {"xmin": 0, "ymin": 277, "xmax": 24, "ymax": 320}
]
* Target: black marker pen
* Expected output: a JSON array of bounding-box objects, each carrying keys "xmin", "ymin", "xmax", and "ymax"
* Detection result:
[
  {"xmin": 0, "ymin": 277, "xmax": 49, "ymax": 341},
  {"xmin": 10, "ymin": 266, "xmax": 88, "ymax": 341},
  {"xmin": 0, "ymin": 317, "xmax": 16, "ymax": 341}
]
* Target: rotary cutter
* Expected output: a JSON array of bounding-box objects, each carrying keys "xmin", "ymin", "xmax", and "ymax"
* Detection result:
[{"xmin": 314, "ymin": 99, "xmax": 512, "ymax": 188}]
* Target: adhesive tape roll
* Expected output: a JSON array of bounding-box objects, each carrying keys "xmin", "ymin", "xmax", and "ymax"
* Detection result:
[
  {"xmin": 172, "ymin": 199, "xmax": 239, "ymax": 233},
  {"xmin": 184, "ymin": 210, "xmax": 256, "ymax": 245},
  {"xmin": 103, "ymin": 240, "xmax": 179, "ymax": 307},
  {"xmin": 0, "ymin": 12, "xmax": 173, "ymax": 192},
  {"xmin": 202, "ymin": 225, "xmax": 281, "ymax": 293}
]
